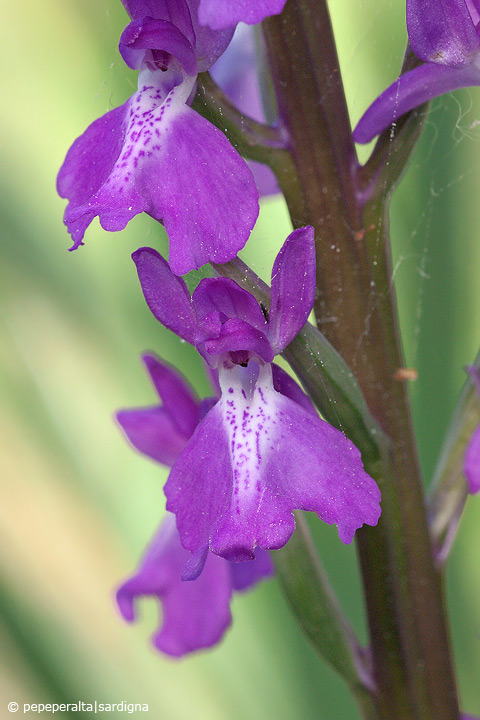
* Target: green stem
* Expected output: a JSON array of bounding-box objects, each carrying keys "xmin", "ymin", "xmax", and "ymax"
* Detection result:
[
  {"xmin": 358, "ymin": 47, "xmax": 429, "ymax": 201},
  {"xmin": 191, "ymin": 72, "xmax": 289, "ymax": 158},
  {"xmin": 192, "ymin": 72, "xmax": 299, "ymax": 194},
  {"xmin": 262, "ymin": 1, "xmax": 460, "ymax": 717},
  {"xmin": 274, "ymin": 512, "xmax": 377, "ymax": 717}
]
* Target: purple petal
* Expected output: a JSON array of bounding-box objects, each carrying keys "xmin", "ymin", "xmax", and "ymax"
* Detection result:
[
  {"xmin": 229, "ymin": 548, "xmax": 274, "ymax": 591},
  {"xmin": 353, "ymin": 60, "xmax": 480, "ymax": 144},
  {"xmin": 247, "ymin": 161, "xmax": 280, "ymax": 197},
  {"xmin": 122, "ymin": 0, "xmax": 196, "ymax": 47},
  {"xmin": 185, "ymin": 0, "xmax": 235, "ymax": 70},
  {"xmin": 142, "ymin": 353, "xmax": 200, "ymax": 438},
  {"xmin": 202, "ymin": 318, "xmax": 275, "ymax": 363},
  {"xmin": 210, "ymin": 24, "xmax": 266, "ymax": 123},
  {"xmin": 464, "ymin": 424, "xmax": 480, "ymax": 493},
  {"xmin": 59, "ymin": 68, "xmax": 258, "ymax": 275},
  {"xmin": 198, "ymin": 0, "xmax": 287, "ymax": 29},
  {"xmin": 119, "ymin": 17, "xmax": 197, "ymax": 75},
  {"xmin": 116, "ymin": 515, "xmax": 233, "ymax": 657},
  {"xmin": 407, "ymin": 0, "xmax": 479, "ymax": 66},
  {"xmin": 199, "ymin": 396, "xmax": 218, "ymax": 420},
  {"xmin": 148, "ymin": 100, "xmax": 258, "ymax": 274},
  {"xmin": 181, "ymin": 544, "xmax": 209, "ymax": 580},
  {"xmin": 271, "ymin": 363, "xmax": 316, "ymax": 416},
  {"xmin": 57, "ymin": 103, "xmax": 129, "ymax": 249},
  {"xmin": 132, "ymin": 248, "xmax": 197, "ymax": 342},
  {"xmin": 193, "ymin": 277, "xmax": 268, "ymax": 331},
  {"xmin": 165, "ymin": 393, "xmax": 234, "ymax": 555},
  {"xmin": 268, "ymin": 227, "xmax": 316, "ymax": 353},
  {"xmin": 466, "ymin": 0, "xmax": 480, "ymax": 23},
  {"xmin": 166, "ymin": 363, "xmax": 380, "ymax": 561},
  {"xmin": 117, "ymin": 406, "xmax": 188, "ymax": 465},
  {"xmin": 250, "ymin": 380, "xmax": 382, "ymax": 545},
  {"xmin": 122, "ymin": 0, "xmax": 234, "ymax": 70}
]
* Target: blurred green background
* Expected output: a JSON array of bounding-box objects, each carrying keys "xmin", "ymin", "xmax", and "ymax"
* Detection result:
[{"xmin": 1, "ymin": 0, "xmax": 479, "ymax": 717}]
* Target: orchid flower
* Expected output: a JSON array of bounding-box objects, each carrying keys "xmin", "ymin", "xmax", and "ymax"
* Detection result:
[
  {"xmin": 132, "ymin": 226, "xmax": 381, "ymax": 579},
  {"xmin": 117, "ymin": 513, "xmax": 273, "ymax": 657},
  {"xmin": 116, "ymin": 353, "xmax": 273, "ymax": 656},
  {"xmin": 57, "ymin": 0, "xmax": 263, "ymax": 275},
  {"xmin": 354, "ymin": 0, "xmax": 480, "ymax": 143}
]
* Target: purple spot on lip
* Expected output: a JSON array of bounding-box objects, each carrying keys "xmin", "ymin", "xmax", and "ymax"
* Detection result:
[{"xmin": 228, "ymin": 388, "xmax": 234, "ymax": 393}]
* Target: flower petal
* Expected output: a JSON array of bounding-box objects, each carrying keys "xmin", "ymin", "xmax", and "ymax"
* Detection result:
[
  {"xmin": 166, "ymin": 363, "xmax": 380, "ymax": 561},
  {"xmin": 202, "ymin": 318, "xmax": 274, "ymax": 363},
  {"xmin": 186, "ymin": 0, "xmax": 235, "ymax": 70},
  {"xmin": 133, "ymin": 248, "xmax": 197, "ymax": 342},
  {"xmin": 57, "ymin": 103, "xmax": 129, "ymax": 249},
  {"xmin": 407, "ymin": 0, "xmax": 480, "ymax": 66},
  {"xmin": 353, "ymin": 60, "xmax": 480, "ymax": 144},
  {"xmin": 268, "ymin": 226, "xmax": 316, "ymax": 353},
  {"xmin": 165, "ymin": 400, "xmax": 233, "ymax": 554},
  {"xmin": 122, "ymin": 0, "xmax": 234, "ymax": 70},
  {"xmin": 198, "ymin": 0, "xmax": 287, "ymax": 29},
  {"xmin": 119, "ymin": 17, "xmax": 197, "ymax": 75},
  {"xmin": 122, "ymin": 0, "xmax": 196, "ymax": 46},
  {"xmin": 193, "ymin": 277, "xmax": 268, "ymax": 330},
  {"xmin": 252, "ymin": 385, "xmax": 382, "ymax": 545},
  {"xmin": 271, "ymin": 363, "xmax": 316, "ymax": 415},
  {"xmin": 142, "ymin": 353, "xmax": 200, "ymax": 438},
  {"xmin": 467, "ymin": 0, "xmax": 480, "ymax": 23},
  {"xmin": 147, "ymin": 99, "xmax": 259, "ymax": 274},
  {"xmin": 59, "ymin": 68, "xmax": 259, "ymax": 275},
  {"xmin": 229, "ymin": 548, "xmax": 274, "ymax": 591},
  {"xmin": 211, "ymin": 364, "xmax": 381, "ymax": 555},
  {"xmin": 116, "ymin": 515, "xmax": 233, "ymax": 657},
  {"xmin": 116, "ymin": 406, "xmax": 188, "ymax": 465}
]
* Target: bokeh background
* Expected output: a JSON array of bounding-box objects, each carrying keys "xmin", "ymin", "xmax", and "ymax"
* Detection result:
[{"xmin": 1, "ymin": 0, "xmax": 480, "ymax": 717}]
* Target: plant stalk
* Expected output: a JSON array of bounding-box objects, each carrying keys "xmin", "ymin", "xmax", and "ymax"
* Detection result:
[{"xmin": 262, "ymin": 1, "xmax": 459, "ymax": 717}]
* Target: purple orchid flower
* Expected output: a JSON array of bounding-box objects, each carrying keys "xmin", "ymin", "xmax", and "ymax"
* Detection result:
[
  {"xmin": 354, "ymin": 0, "xmax": 480, "ymax": 143},
  {"xmin": 132, "ymin": 226, "xmax": 381, "ymax": 579},
  {"xmin": 197, "ymin": 0, "xmax": 287, "ymax": 31},
  {"xmin": 463, "ymin": 365, "xmax": 480, "ymax": 494},
  {"xmin": 57, "ymin": 0, "xmax": 260, "ymax": 275},
  {"xmin": 116, "ymin": 353, "xmax": 273, "ymax": 656},
  {"xmin": 117, "ymin": 512, "xmax": 273, "ymax": 657}
]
